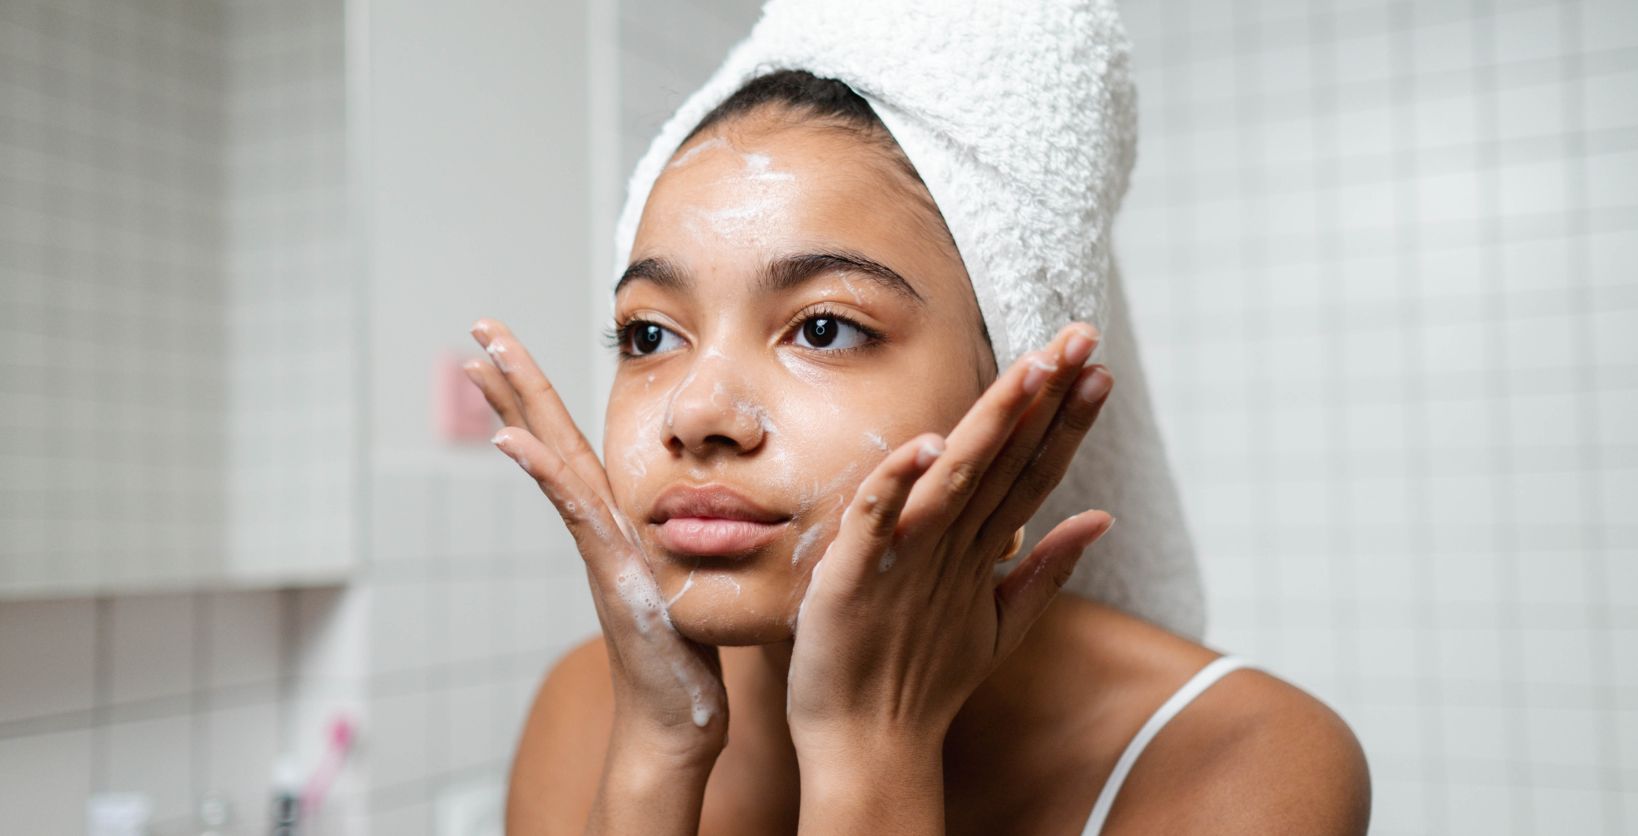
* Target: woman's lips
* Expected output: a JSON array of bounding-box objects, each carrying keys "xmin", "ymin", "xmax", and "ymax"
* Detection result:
[{"xmin": 656, "ymin": 517, "xmax": 790, "ymax": 557}]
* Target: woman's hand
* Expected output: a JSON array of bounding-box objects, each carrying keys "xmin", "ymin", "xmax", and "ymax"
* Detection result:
[
  {"xmin": 786, "ymin": 322, "xmax": 1116, "ymax": 829},
  {"xmin": 462, "ymin": 318, "xmax": 726, "ymax": 832}
]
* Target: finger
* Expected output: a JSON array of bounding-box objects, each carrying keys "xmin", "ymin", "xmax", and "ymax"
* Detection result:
[
  {"xmin": 491, "ymin": 426, "xmax": 631, "ymax": 581},
  {"xmin": 461, "ymin": 358, "xmax": 526, "ymax": 428},
  {"xmin": 471, "ymin": 318, "xmax": 612, "ymax": 499},
  {"xmin": 972, "ymin": 363, "xmax": 1113, "ymax": 560},
  {"xmin": 898, "ymin": 335, "xmax": 1071, "ymax": 543},
  {"xmin": 825, "ymin": 432, "xmax": 945, "ymax": 581},
  {"xmin": 948, "ymin": 323, "xmax": 1099, "ymax": 554},
  {"xmin": 993, "ymin": 510, "xmax": 1114, "ymax": 655}
]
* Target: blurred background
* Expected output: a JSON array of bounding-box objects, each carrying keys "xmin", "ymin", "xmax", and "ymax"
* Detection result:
[{"xmin": 0, "ymin": 0, "xmax": 1631, "ymax": 833}]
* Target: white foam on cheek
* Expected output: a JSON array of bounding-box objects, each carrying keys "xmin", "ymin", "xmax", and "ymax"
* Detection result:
[
  {"xmin": 790, "ymin": 522, "xmax": 826, "ymax": 566},
  {"xmin": 733, "ymin": 397, "xmax": 777, "ymax": 436},
  {"xmin": 662, "ymin": 359, "xmax": 702, "ymax": 430},
  {"xmin": 776, "ymin": 352, "xmax": 828, "ymax": 387},
  {"xmin": 665, "ymin": 569, "xmax": 696, "ymax": 607},
  {"xmin": 793, "ymin": 550, "xmax": 827, "ymax": 631},
  {"xmin": 863, "ymin": 431, "xmax": 889, "ymax": 452}
]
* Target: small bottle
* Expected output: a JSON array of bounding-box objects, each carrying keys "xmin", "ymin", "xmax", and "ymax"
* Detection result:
[
  {"xmin": 270, "ymin": 756, "xmax": 302, "ymax": 836},
  {"xmin": 197, "ymin": 792, "xmax": 234, "ymax": 836}
]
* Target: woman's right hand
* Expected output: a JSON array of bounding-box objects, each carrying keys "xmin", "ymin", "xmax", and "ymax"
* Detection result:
[{"xmin": 462, "ymin": 318, "xmax": 729, "ymax": 771}]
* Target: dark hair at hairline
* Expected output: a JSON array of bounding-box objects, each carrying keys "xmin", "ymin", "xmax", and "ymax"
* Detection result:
[{"xmin": 676, "ymin": 67, "xmax": 994, "ymax": 371}]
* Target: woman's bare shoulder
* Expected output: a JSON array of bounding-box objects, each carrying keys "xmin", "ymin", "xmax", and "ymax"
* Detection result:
[
  {"xmin": 1063, "ymin": 602, "xmax": 1371, "ymax": 835},
  {"xmin": 507, "ymin": 634, "xmax": 613, "ymax": 834}
]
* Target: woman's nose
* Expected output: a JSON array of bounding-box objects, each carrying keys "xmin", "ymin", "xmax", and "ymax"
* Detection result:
[{"xmin": 661, "ymin": 354, "xmax": 768, "ymax": 457}]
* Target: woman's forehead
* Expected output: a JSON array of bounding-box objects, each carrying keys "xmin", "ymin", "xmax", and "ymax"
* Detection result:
[{"xmin": 630, "ymin": 123, "xmax": 966, "ymax": 303}]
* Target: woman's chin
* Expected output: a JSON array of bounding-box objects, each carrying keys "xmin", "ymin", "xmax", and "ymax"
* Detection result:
[{"xmin": 663, "ymin": 587, "xmax": 797, "ymax": 646}]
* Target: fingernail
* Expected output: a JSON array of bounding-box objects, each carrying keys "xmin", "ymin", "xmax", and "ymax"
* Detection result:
[
  {"xmin": 1023, "ymin": 354, "xmax": 1056, "ymax": 395},
  {"xmin": 471, "ymin": 319, "xmax": 491, "ymax": 338},
  {"xmin": 491, "ymin": 428, "xmax": 512, "ymax": 450},
  {"xmin": 1064, "ymin": 330, "xmax": 1094, "ymax": 367},
  {"xmin": 1077, "ymin": 367, "xmax": 1111, "ymax": 403},
  {"xmin": 915, "ymin": 437, "xmax": 945, "ymax": 469}
]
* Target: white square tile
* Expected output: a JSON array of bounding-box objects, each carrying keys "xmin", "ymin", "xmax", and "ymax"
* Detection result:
[
  {"xmin": 109, "ymin": 593, "xmax": 196, "ymax": 705},
  {"xmin": 204, "ymin": 589, "xmax": 283, "ymax": 692},
  {"xmin": 447, "ymin": 681, "xmax": 499, "ymax": 773},
  {"xmin": 446, "ymin": 578, "xmax": 496, "ymax": 667},
  {"xmin": 105, "ymin": 714, "xmax": 192, "ymax": 823},
  {"xmin": 1518, "ymin": 625, "xmax": 1597, "ymax": 689},
  {"xmin": 1586, "ymin": 151, "xmax": 1638, "ymax": 212},
  {"xmin": 1513, "ymin": 549, "xmax": 1595, "ymax": 610},
  {"xmin": 366, "ymin": 689, "xmax": 430, "ymax": 791},
  {"xmin": 1525, "ymin": 705, "xmax": 1603, "ymax": 770},
  {"xmin": 1440, "ymin": 701, "xmax": 1513, "ymax": 764},
  {"xmin": 368, "ymin": 580, "xmax": 430, "ymax": 676},
  {"xmin": 0, "ymin": 729, "xmax": 93, "ymax": 835},
  {"xmin": 1356, "ymin": 623, "xmax": 1422, "ymax": 683},
  {"xmin": 1440, "ymin": 780, "xmax": 1518, "ymax": 836},
  {"xmin": 0, "ymin": 599, "xmax": 97, "ymax": 722},
  {"xmin": 293, "ymin": 587, "xmax": 366, "ymax": 686},
  {"xmin": 1530, "ymin": 786, "xmax": 1608, "ymax": 836},
  {"xmin": 202, "ymin": 700, "xmax": 280, "ymax": 829}
]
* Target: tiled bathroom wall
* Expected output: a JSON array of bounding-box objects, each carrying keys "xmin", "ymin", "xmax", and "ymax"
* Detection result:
[
  {"xmin": 0, "ymin": 0, "xmax": 358, "ymax": 832},
  {"xmin": 222, "ymin": 0, "xmax": 357, "ymax": 583},
  {"xmin": 1115, "ymin": 1, "xmax": 1637, "ymax": 833},
  {"xmin": 0, "ymin": 0, "xmax": 230, "ymax": 593}
]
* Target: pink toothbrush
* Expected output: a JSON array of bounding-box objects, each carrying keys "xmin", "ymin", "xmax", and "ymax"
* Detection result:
[{"xmin": 301, "ymin": 714, "xmax": 358, "ymax": 818}]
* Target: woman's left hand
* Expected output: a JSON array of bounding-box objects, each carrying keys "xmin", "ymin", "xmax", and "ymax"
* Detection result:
[{"xmin": 786, "ymin": 322, "xmax": 1116, "ymax": 811}]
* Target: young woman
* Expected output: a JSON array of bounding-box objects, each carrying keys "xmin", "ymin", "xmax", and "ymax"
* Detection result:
[{"xmin": 464, "ymin": 71, "xmax": 1370, "ymax": 834}]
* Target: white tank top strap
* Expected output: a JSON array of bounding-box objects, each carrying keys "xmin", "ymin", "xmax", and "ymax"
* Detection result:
[{"xmin": 1081, "ymin": 654, "xmax": 1253, "ymax": 835}]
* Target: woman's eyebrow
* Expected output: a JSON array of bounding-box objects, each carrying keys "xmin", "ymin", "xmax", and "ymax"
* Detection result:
[
  {"xmin": 761, "ymin": 250, "xmax": 925, "ymax": 305},
  {"xmin": 615, "ymin": 251, "xmax": 926, "ymax": 306}
]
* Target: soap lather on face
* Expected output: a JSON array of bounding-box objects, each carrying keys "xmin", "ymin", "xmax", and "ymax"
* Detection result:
[{"xmin": 601, "ymin": 105, "xmax": 992, "ymax": 648}]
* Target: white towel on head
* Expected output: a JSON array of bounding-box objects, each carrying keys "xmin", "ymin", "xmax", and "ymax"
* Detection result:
[{"xmin": 610, "ymin": 0, "xmax": 1205, "ymax": 639}]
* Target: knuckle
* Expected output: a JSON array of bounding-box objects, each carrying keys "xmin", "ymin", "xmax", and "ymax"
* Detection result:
[
  {"xmin": 1016, "ymin": 456, "xmax": 1065, "ymax": 500},
  {"xmin": 1062, "ymin": 400, "xmax": 1099, "ymax": 435},
  {"xmin": 944, "ymin": 459, "xmax": 983, "ymax": 498},
  {"xmin": 992, "ymin": 444, "xmax": 1033, "ymax": 483}
]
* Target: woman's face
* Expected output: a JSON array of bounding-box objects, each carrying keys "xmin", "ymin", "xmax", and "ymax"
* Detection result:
[{"xmin": 604, "ymin": 110, "xmax": 994, "ymax": 646}]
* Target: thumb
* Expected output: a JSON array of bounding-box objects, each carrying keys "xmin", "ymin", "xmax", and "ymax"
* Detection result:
[{"xmin": 993, "ymin": 510, "xmax": 1115, "ymax": 654}]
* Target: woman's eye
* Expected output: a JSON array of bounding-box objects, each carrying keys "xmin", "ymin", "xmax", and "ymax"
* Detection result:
[
  {"xmin": 626, "ymin": 321, "xmax": 683, "ymax": 355},
  {"xmin": 793, "ymin": 315, "xmax": 870, "ymax": 351}
]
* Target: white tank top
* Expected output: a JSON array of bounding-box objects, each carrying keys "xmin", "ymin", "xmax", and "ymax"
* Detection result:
[{"xmin": 1080, "ymin": 655, "xmax": 1252, "ymax": 835}]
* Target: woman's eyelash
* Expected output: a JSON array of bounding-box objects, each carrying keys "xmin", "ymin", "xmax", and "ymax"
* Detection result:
[
  {"xmin": 783, "ymin": 305, "xmax": 884, "ymax": 352},
  {"xmin": 604, "ymin": 306, "xmax": 885, "ymax": 360}
]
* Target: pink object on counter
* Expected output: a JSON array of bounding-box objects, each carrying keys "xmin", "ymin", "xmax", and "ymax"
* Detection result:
[{"xmin": 301, "ymin": 714, "xmax": 357, "ymax": 818}]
